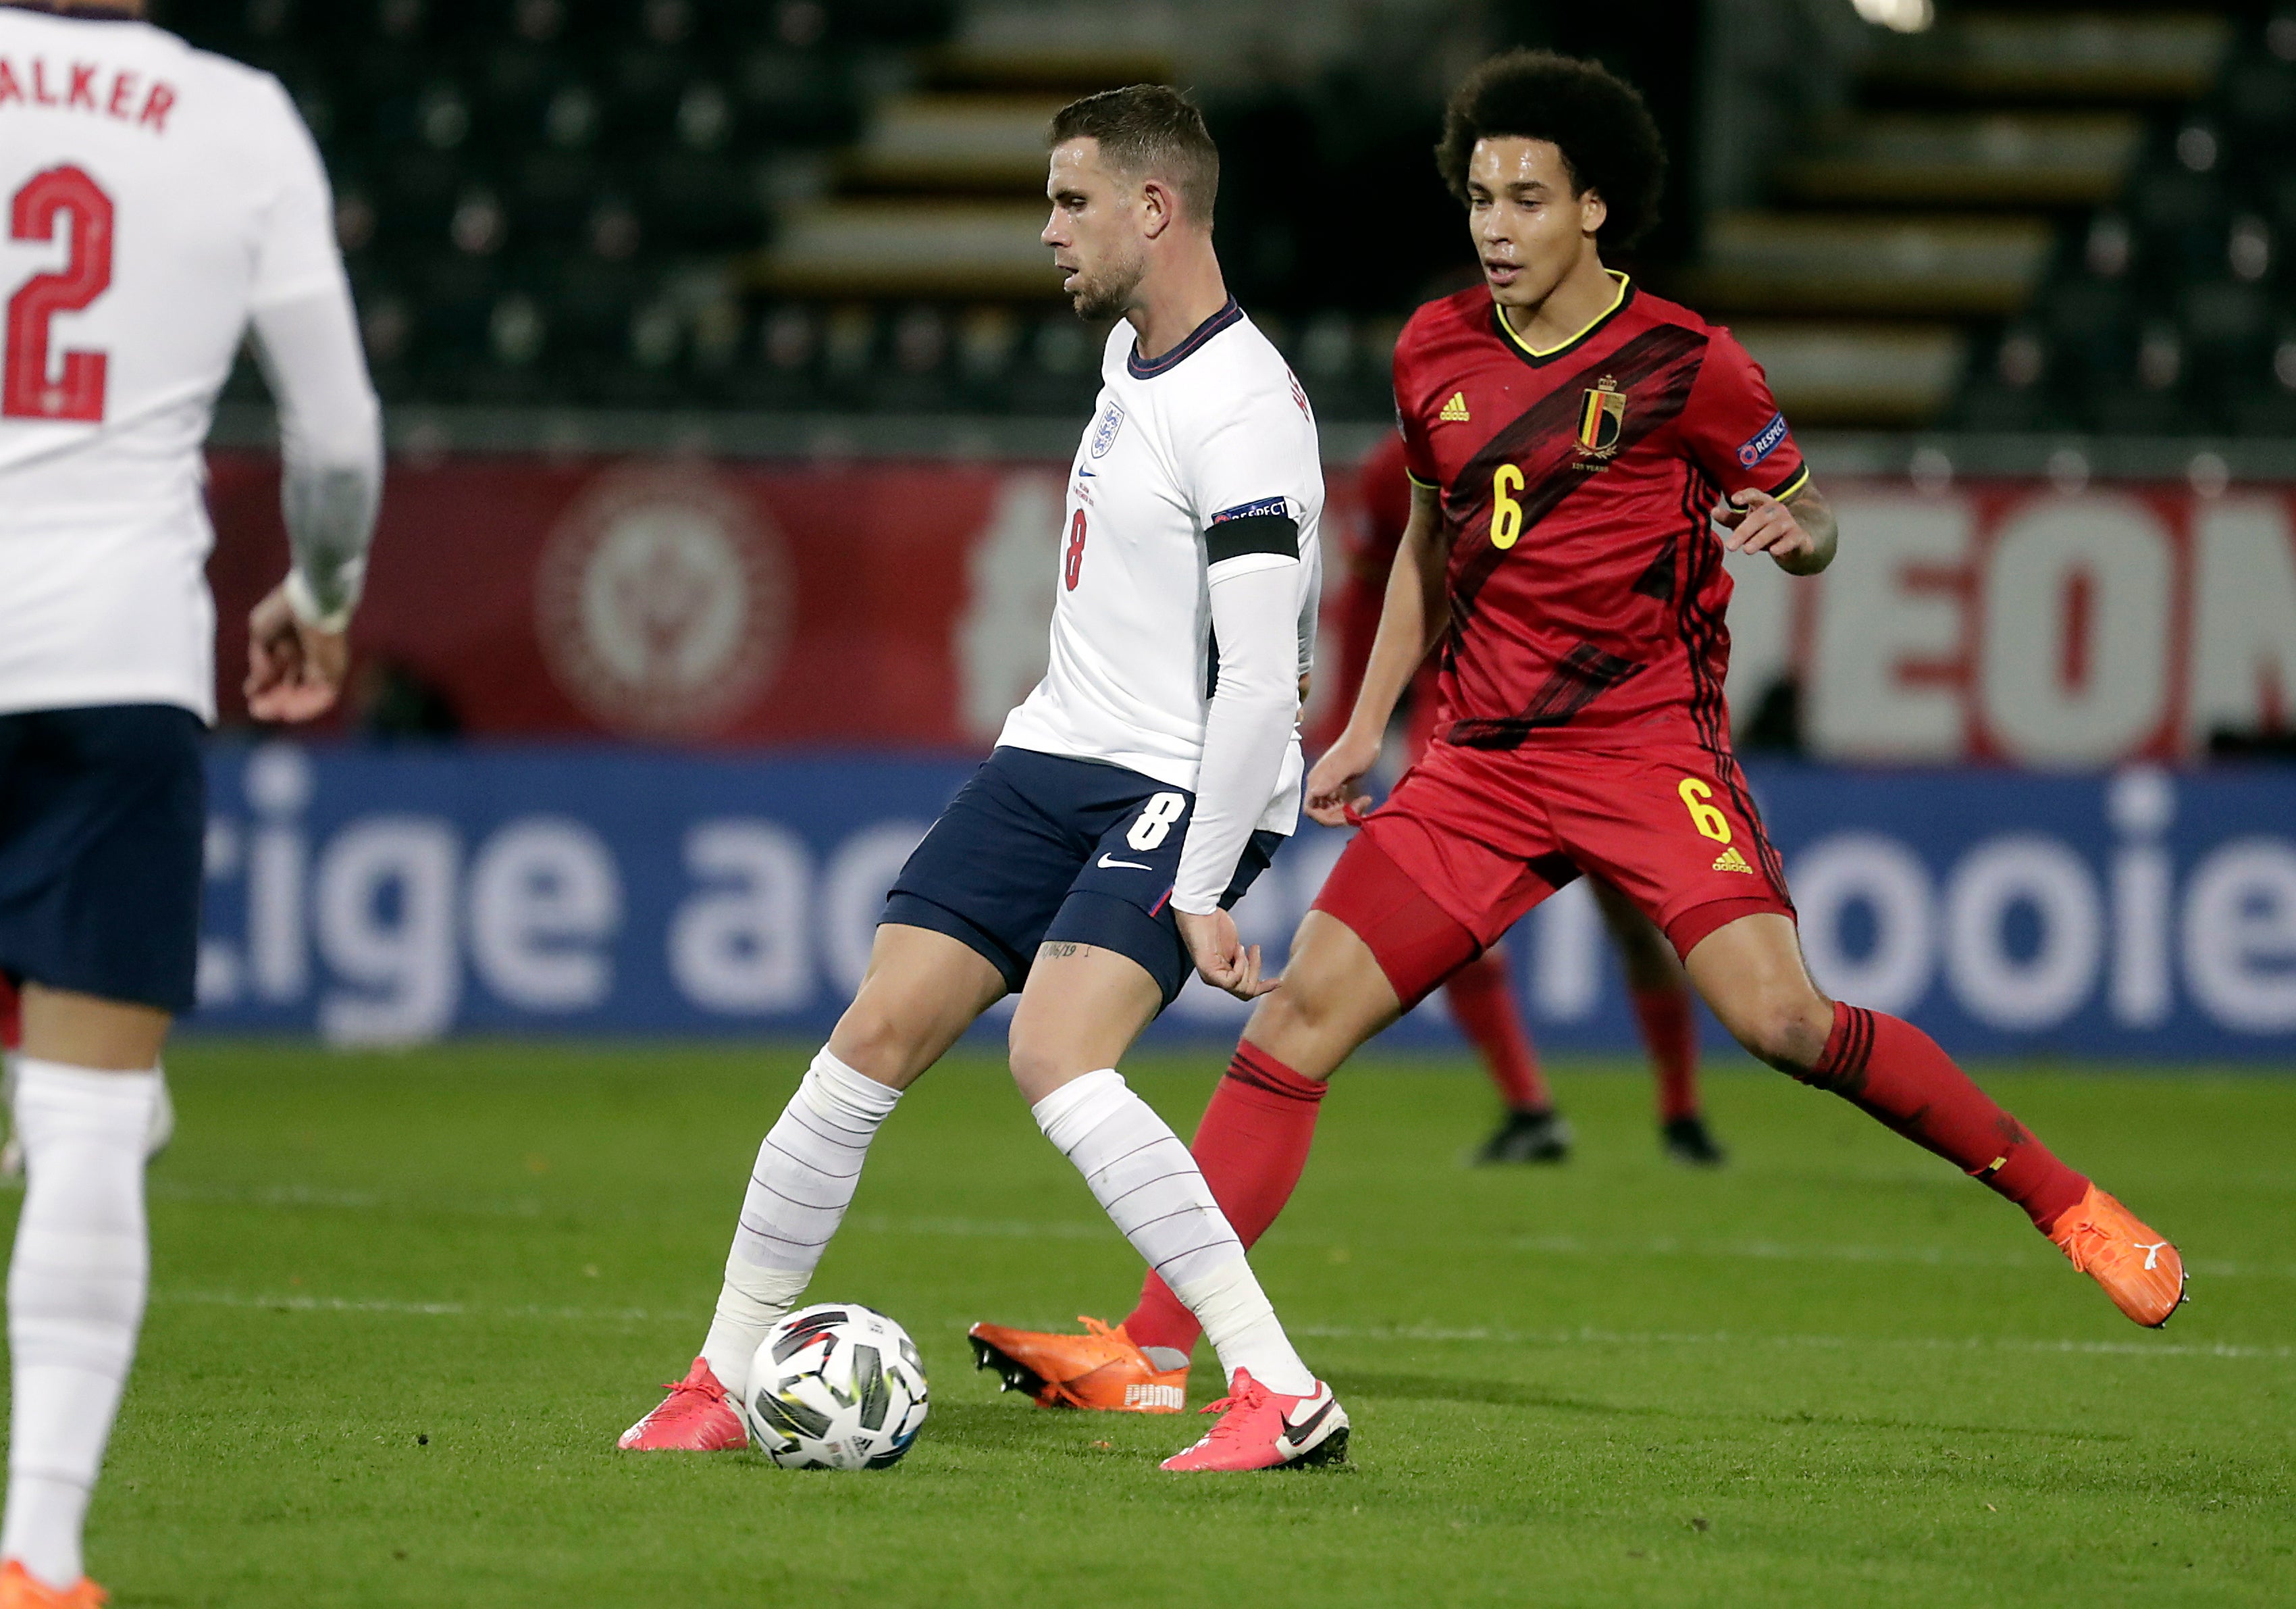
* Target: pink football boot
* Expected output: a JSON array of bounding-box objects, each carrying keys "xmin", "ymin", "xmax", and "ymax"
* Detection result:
[
  {"xmin": 1159, "ymin": 1369, "xmax": 1349, "ymax": 1472},
  {"xmin": 617, "ymin": 1357, "xmax": 748, "ymax": 1451}
]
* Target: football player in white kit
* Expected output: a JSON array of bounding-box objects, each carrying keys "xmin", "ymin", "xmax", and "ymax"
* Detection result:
[
  {"xmin": 621, "ymin": 85, "xmax": 1349, "ymax": 1473},
  {"xmin": 0, "ymin": 2, "xmax": 381, "ymax": 1601}
]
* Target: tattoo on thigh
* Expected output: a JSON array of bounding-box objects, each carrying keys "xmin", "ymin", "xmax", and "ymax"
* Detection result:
[{"xmin": 1038, "ymin": 942, "xmax": 1091, "ymax": 961}]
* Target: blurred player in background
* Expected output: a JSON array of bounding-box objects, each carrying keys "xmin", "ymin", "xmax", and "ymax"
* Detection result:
[
  {"xmin": 1336, "ymin": 431, "xmax": 1720, "ymax": 1166},
  {"xmin": 620, "ymin": 86, "xmax": 1348, "ymax": 1475},
  {"xmin": 0, "ymin": 2, "xmax": 381, "ymax": 1602},
  {"xmin": 973, "ymin": 49, "xmax": 2183, "ymax": 1417}
]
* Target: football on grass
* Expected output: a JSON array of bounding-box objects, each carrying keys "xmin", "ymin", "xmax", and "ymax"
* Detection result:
[{"xmin": 741, "ymin": 1304, "xmax": 929, "ymax": 1470}]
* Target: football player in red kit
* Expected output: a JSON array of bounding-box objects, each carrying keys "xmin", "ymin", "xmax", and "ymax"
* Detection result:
[
  {"xmin": 970, "ymin": 48, "xmax": 2182, "ymax": 1416},
  {"xmin": 1336, "ymin": 432, "xmax": 1721, "ymax": 1167}
]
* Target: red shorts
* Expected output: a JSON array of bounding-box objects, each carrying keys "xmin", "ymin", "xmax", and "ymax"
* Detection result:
[{"xmin": 1313, "ymin": 738, "xmax": 1794, "ymax": 1009}]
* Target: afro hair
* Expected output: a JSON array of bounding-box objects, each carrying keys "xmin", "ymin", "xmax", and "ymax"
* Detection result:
[{"xmin": 1436, "ymin": 49, "xmax": 1667, "ymax": 251}]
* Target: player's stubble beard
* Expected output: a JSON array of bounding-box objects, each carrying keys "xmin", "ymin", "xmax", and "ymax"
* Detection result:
[{"xmin": 1066, "ymin": 241, "xmax": 1147, "ymax": 324}]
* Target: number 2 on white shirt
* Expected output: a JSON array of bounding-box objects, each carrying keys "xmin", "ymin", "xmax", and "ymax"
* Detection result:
[{"xmin": 4, "ymin": 164, "xmax": 115, "ymax": 423}]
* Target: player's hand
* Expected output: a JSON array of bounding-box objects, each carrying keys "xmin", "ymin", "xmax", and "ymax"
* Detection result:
[
  {"xmin": 1305, "ymin": 725, "xmax": 1382, "ymax": 828},
  {"xmin": 1714, "ymin": 488, "xmax": 1817, "ymax": 568},
  {"xmin": 1176, "ymin": 908, "xmax": 1278, "ymax": 1001},
  {"xmin": 244, "ymin": 582, "xmax": 350, "ymax": 724}
]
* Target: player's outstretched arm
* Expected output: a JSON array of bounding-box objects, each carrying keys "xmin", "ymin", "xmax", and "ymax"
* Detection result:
[
  {"xmin": 1305, "ymin": 480, "xmax": 1449, "ymax": 825},
  {"xmin": 243, "ymin": 287, "xmax": 384, "ymax": 723},
  {"xmin": 1717, "ymin": 482, "xmax": 1837, "ymax": 577}
]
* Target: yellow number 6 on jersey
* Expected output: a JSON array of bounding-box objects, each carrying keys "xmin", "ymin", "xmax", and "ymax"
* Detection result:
[
  {"xmin": 1490, "ymin": 463, "xmax": 1524, "ymax": 550},
  {"xmin": 1679, "ymin": 778, "xmax": 1732, "ymax": 844}
]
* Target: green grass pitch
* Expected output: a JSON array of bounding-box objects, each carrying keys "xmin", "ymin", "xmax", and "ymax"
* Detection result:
[{"xmin": 45, "ymin": 1042, "xmax": 2295, "ymax": 1606}]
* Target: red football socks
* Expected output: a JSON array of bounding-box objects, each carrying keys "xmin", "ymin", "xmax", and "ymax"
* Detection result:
[
  {"xmin": 1631, "ymin": 984, "xmax": 1702, "ymax": 1123},
  {"xmin": 1444, "ymin": 946, "xmax": 1551, "ymax": 1113},
  {"xmin": 1122, "ymin": 1041, "xmax": 1328, "ymax": 1356},
  {"xmin": 1806, "ymin": 1001, "xmax": 2087, "ymax": 1229}
]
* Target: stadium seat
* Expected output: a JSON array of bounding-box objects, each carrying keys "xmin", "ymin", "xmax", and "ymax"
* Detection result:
[
  {"xmin": 1946, "ymin": 11, "xmax": 2296, "ymax": 436},
  {"xmin": 140, "ymin": 0, "xmax": 890, "ymax": 413},
  {"xmin": 147, "ymin": 1, "xmax": 2296, "ymax": 432}
]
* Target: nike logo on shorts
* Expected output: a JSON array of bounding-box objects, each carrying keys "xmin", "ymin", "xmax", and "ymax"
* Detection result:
[{"xmin": 1097, "ymin": 854, "xmax": 1155, "ymax": 871}]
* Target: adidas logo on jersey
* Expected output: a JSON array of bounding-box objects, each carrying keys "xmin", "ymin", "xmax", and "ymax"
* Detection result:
[
  {"xmin": 1712, "ymin": 848, "xmax": 1754, "ymax": 875},
  {"xmin": 1439, "ymin": 392, "xmax": 1472, "ymax": 422}
]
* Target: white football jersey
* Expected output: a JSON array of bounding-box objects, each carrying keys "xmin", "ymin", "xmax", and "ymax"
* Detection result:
[
  {"xmin": 997, "ymin": 301, "xmax": 1324, "ymax": 835},
  {"xmin": 0, "ymin": 9, "xmax": 346, "ymax": 721}
]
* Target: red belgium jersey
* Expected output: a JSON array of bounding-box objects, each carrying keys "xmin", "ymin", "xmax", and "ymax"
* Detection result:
[{"xmin": 1394, "ymin": 274, "xmax": 1807, "ymax": 753}]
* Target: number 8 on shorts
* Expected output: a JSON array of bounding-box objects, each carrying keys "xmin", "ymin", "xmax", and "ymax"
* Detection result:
[{"xmin": 1128, "ymin": 792, "xmax": 1187, "ymax": 852}]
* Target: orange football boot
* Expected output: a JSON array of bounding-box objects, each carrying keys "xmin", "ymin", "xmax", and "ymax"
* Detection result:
[
  {"xmin": 617, "ymin": 1356, "xmax": 748, "ymax": 1450},
  {"xmin": 968, "ymin": 1315, "xmax": 1189, "ymax": 1412},
  {"xmin": 0, "ymin": 1560, "xmax": 105, "ymax": 1608},
  {"xmin": 2049, "ymin": 1183, "xmax": 2187, "ymax": 1328}
]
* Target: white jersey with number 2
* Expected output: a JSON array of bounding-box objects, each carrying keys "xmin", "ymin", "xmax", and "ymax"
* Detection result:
[
  {"xmin": 0, "ymin": 9, "xmax": 346, "ymax": 721},
  {"xmin": 997, "ymin": 301, "xmax": 1325, "ymax": 841}
]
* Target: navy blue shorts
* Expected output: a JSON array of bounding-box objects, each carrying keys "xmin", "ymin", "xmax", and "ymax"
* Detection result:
[
  {"xmin": 884, "ymin": 746, "xmax": 1286, "ymax": 1007},
  {"xmin": 0, "ymin": 705, "xmax": 206, "ymax": 1015}
]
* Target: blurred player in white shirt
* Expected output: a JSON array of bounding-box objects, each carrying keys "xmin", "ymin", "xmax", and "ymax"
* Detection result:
[{"xmin": 0, "ymin": 2, "xmax": 380, "ymax": 1601}]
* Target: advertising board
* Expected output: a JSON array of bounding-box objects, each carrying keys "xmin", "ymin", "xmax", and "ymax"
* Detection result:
[
  {"xmin": 203, "ymin": 457, "xmax": 2296, "ymax": 763},
  {"xmin": 191, "ymin": 745, "xmax": 2296, "ymax": 1058}
]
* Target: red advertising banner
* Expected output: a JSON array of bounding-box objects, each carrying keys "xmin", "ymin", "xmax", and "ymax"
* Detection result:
[
  {"xmin": 205, "ymin": 455, "xmax": 1087, "ymax": 747},
  {"xmin": 1732, "ymin": 482, "xmax": 2296, "ymax": 764},
  {"xmin": 204, "ymin": 455, "xmax": 2296, "ymax": 761}
]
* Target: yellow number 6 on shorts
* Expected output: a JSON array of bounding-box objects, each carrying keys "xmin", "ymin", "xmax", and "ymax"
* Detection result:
[{"xmin": 1678, "ymin": 778, "xmax": 1733, "ymax": 844}]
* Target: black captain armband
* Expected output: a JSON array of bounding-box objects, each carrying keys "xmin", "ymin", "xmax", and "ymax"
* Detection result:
[{"xmin": 1206, "ymin": 512, "xmax": 1300, "ymax": 567}]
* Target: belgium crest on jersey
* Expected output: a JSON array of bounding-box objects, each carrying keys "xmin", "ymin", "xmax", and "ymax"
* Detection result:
[{"xmin": 1576, "ymin": 376, "xmax": 1626, "ymax": 459}]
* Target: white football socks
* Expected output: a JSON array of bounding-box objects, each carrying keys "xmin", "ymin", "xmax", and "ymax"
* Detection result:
[
  {"xmin": 2, "ymin": 1060, "xmax": 160, "ymax": 1591},
  {"xmin": 1170, "ymin": 1258, "xmax": 1314, "ymax": 1397},
  {"xmin": 1031, "ymin": 1069, "xmax": 1314, "ymax": 1396},
  {"xmin": 701, "ymin": 1049, "xmax": 901, "ymax": 1398}
]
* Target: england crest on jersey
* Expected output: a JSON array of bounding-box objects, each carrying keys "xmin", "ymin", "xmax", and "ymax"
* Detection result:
[{"xmin": 1089, "ymin": 401, "xmax": 1126, "ymax": 459}]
